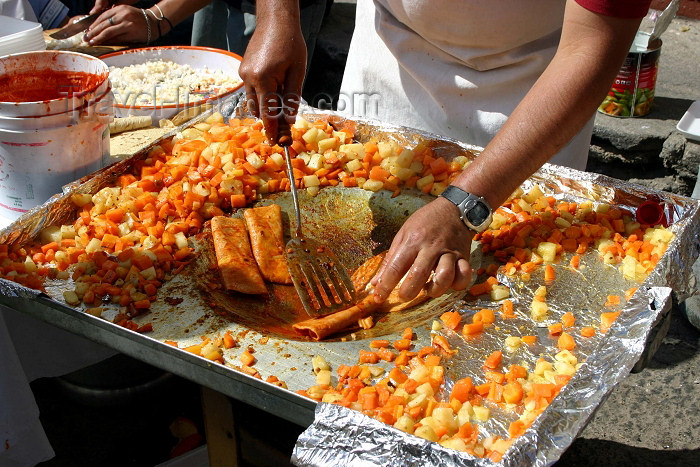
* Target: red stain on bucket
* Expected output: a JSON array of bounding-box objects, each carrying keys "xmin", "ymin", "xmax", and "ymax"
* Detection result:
[{"xmin": 598, "ymin": 39, "xmax": 661, "ymax": 118}]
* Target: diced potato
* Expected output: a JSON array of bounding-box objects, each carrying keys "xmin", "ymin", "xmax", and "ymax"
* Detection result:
[
  {"xmin": 440, "ymin": 437, "xmax": 467, "ymax": 452},
  {"xmin": 321, "ymin": 392, "xmax": 343, "ymax": 404},
  {"xmin": 246, "ymin": 153, "xmax": 264, "ymax": 169},
  {"xmin": 416, "ymin": 174, "xmax": 434, "ymax": 191},
  {"xmin": 457, "ymin": 401, "xmax": 473, "ymax": 426},
  {"xmin": 307, "ymin": 186, "xmax": 321, "ymax": 196},
  {"xmin": 407, "ymin": 392, "xmax": 427, "ymax": 409},
  {"xmin": 345, "ymin": 158, "xmax": 363, "ymax": 173},
  {"xmin": 85, "ymin": 237, "xmax": 102, "ymax": 254},
  {"xmin": 537, "ymin": 241, "xmax": 557, "ymax": 263},
  {"xmin": 377, "ymin": 141, "xmax": 396, "ymax": 159},
  {"xmin": 40, "ymin": 226, "xmax": 62, "ymax": 244},
  {"xmin": 414, "ymin": 425, "xmax": 438, "ymax": 442},
  {"xmin": 140, "ymin": 266, "xmax": 157, "ymax": 281},
  {"xmin": 193, "ymin": 122, "xmax": 212, "ymax": 132},
  {"xmin": 504, "ymin": 336, "xmax": 521, "ymax": 352},
  {"xmin": 555, "ymin": 350, "xmax": 577, "ymax": 366},
  {"xmin": 530, "ymin": 300, "xmax": 549, "ymax": 321},
  {"xmin": 307, "ymin": 153, "xmax": 324, "ymax": 171},
  {"xmin": 534, "ymin": 360, "xmax": 553, "ymax": 376},
  {"xmin": 268, "ymin": 152, "xmax": 284, "ymax": 168},
  {"xmin": 205, "ymin": 112, "xmax": 224, "ymax": 124},
  {"xmin": 174, "ymin": 232, "xmax": 188, "ymax": 250},
  {"xmin": 554, "ymin": 217, "xmax": 572, "ymax": 229},
  {"xmin": 490, "ymin": 285, "xmax": 511, "ymax": 301},
  {"xmin": 70, "ymin": 193, "xmax": 93, "ymax": 207},
  {"xmin": 394, "ymin": 415, "xmax": 415, "ymax": 434},
  {"xmin": 429, "ymin": 182, "xmax": 447, "ymax": 197},
  {"xmin": 392, "ymin": 167, "xmax": 414, "ymax": 182},
  {"xmin": 303, "ymin": 174, "xmax": 320, "ymax": 188},
  {"xmin": 509, "ymin": 187, "xmax": 524, "ymax": 200},
  {"xmin": 416, "ymin": 382, "xmax": 435, "ymax": 398},
  {"xmin": 453, "ymin": 155, "xmax": 470, "ymax": 169},
  {"xmin": 63, "ymin": 290, "xmax": 80, "ymax": 306},
  {"xmin": 332, "ymin": 131, "xmax": 348, "ymax": 143},
  {"xmin": 317, "ymin": 137, "xmax": 338, "ymax": 153},
  {"xmin": 85, "ymin": 307, "xmax": 104, "ymax": 317},
  {"xmin": 521, "ymin": 184, "xmax": 544, "ymax": 204},
  {"xmin": 60, "ymin": 225, "xmax": 76, "ymax": 239},
  {"xmin": 339, "ymin": 143, "xmax": 365, "ymax": 160},
  {"xmin": 316, "ymin": 369, "xmax": 332, "ymax": 386},
  {"xmin": 363, "ymin": 179, "xmax": 384, "ymax": 192},
  {"xmin": 554, "ymin": 360, "xmax": 576, "ymax": 376},
  {"xmin": 432, "ymin": 407, "xmax": 458, "ymax": 433},
  {"xmin": 472, "ymin": 405, "xmax": 490, "ymax": 422},
  {"xmin": 409, "ymin": 364, "xmax": 430, "ymax": 383},
  {"xmin": 395, "ymin": 148, "xmax": 414, "ymax": 168},
  {"xmin": 517, "ymin": 199, "xmax": 534, "ymax": 215},
  {"xmin": 489, "ymin": 211, "xmax": 508, "ymax": 230}
]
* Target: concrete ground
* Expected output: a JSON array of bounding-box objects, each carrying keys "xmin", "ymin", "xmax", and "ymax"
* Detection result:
[{"xmin": 34, "ymin": 2, "xmax": 700, "ymax": 466}]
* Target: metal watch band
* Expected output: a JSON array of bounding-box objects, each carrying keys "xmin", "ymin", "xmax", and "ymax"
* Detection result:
[
  {"xmin": 439, "ymin": 185, "xmax": 492, "ymax": 233},
  {"xmin": 441, "ymin": 185, "xmax": 468, "ymax": 207}
]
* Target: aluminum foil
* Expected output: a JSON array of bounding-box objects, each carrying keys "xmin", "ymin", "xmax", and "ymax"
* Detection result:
[
  {"xmin": 1, "ymin": 100, "xmax": 699, "ymax": 465},
  {"xmin": 288, "ymin": 114, "xmax": 700, "ymax": 465}
]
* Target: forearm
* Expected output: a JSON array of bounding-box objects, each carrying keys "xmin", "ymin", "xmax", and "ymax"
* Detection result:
[
  {"xmin": 150, "ymin": 0, "xmax": 212, "ymax": 33},
  {"xmin": 451, "ymin": 0, "xmax": 642, "ymax": 209}
]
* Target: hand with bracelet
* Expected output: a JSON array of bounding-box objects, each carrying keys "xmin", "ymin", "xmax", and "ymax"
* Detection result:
[{"xmin": 84, "ymin": 0, "xmax": 202, "ymax": 46}]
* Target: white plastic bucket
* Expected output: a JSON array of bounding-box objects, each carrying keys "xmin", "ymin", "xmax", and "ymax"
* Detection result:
[
  {"xmin": 0, "ymin": 50, "xmax": 110, "ymax": 117},
  {"xmin": 0, "ymin": 52, "xmax": 112, "ymax": 222}
]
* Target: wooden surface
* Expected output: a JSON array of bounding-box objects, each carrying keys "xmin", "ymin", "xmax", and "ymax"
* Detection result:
[{"xmin": 43, "ymin": 29, "xmax": 127, "ymax": 57}]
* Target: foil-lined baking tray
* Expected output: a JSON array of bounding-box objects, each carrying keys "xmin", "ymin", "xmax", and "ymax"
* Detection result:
[{"xmin": 2, "ymin": 99, "xmax": 700, "ymax": 464}]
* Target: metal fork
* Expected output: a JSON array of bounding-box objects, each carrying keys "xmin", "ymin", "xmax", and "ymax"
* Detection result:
[{"xmin": 277, "ymin": 118, "xmax": 356, "ymax": 317}]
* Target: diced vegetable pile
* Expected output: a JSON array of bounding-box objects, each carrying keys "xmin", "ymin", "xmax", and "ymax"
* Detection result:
[{"xmin": 0, "ymin": 113, "xmax": 676, "ymax": 461}]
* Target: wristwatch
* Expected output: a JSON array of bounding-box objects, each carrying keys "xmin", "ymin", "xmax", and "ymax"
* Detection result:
[{"xmin": 439, "ymin": 185, "xmax": 493, "ymax": 233}]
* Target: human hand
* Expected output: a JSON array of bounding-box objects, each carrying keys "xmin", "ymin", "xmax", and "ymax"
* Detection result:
[
  {"xmin": 370, "ymin": 197, "xmax": 475, "ymax": 303},
  {"xmin": 238, "ymin": 18, "xmax": 306, "ymax": 144},
  {"xmin": 84, "ymin": 5, "xmax": 150, "ymax": 45}
]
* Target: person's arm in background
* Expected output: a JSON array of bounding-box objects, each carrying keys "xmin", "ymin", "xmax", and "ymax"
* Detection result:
[
  {"xmin": 27, "ymin": 0, "xmax": 69, "ymax": 28},
  {"xmin": 238, "ymin": 0, "xmax": 307, "ymax": 143},
  {"xmin": 370, "ymin": 0, "xmax": 649, "ymax": 303},
  {"xmin": 84, "ymin": 0, "xmax": 211, "ymax": 45}
]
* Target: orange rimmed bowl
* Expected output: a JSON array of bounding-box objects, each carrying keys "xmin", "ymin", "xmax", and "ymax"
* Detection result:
[{"xmin": 100, "ymin": 46, "xmax": 243, "ymax": 121}]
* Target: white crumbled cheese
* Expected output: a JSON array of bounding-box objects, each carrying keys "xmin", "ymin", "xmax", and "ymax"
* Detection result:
[{"xmin": 108, "ymin": 60, "xmax": 241, "ymax": 107}]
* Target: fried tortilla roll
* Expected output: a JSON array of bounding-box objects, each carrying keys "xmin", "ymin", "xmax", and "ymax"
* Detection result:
[
  {"xmin": 243, "ymin": 204, "xmax": 292, "ymax": 284},
  {"xmin": 211, "ymin": 216, "xmax": 267, "ymax": 294},
  {"xmin": 352, "ymin": 251, "xmax": 429, "ymax": 312},
  {"xmin": 293, "ymin": 252, "xmax": 431, "ymax": 340},
  {"xmin": 293, "ymin": 295, "xmax": 379, "ymax": 341}
]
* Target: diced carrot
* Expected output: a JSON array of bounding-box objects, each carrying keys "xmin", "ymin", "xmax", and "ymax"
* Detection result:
[
  {"xmin": 462, "ymin": 321, "xmax": 484, "ymax": 336},
  {"xmin": 544, "ymin": 264, "xmax": 555, "ymax": 284},
  {"xmin": 223, "ymin": 331, "xmax": 236, "ymax": 349},
  {"xmin": 359, "ymin": 350, "xmax": 380, "ymax": 364},
  {"xmin": 440, "ymin": 311, "xmax": 462, "ymax": 330},
  {"xmin": 240, "ymin": 350, "xmax": 256, "ymax": 366},
  {"xmin": 509, "ymin": 420, "xmax": 527, "ymax": 438},
  {"xmin": 393, "ymin": 339, "xmax": 412, "ymax": 351},
  {"xmin": 402, "ymin": 327, "xmax": 414, "ymax": 341},
  {"xmin": 580, "ymin": 326, "xmax": 596, "ymax": 337},
  {"xmin": 483, "ymin": 350, "xmax": 502, "ymax": 370},
  {"xmin": 561, "ymin": 312, "xmax": 575, "ymax": 328},
  {"xmin": 473, "ymin": 309, "xmax": 495, "ymax": 324},
  {"xmin": 503, "ymin": 381, "xmax": 523, "ymax": 404},
  {"xmin": 450, "ymin": 377, "xmax": 474, "ymax": 403},
  {"xmin": 604, "ymin": 294, "xmax": 621, "ymax": 307},
  {"xmin": 521, "ymin": 335, "xmax": 537, "ymax": 345},
  {"xmin": 557, "ymin": 332, "xmax": 576, "ymax": 351},
  {"xmin": 548, "ymin": 323, "xmax": 563, "ymax": 336},
  {"xmin": 370, "ymin": 340, "xmax": 390, "ymax": 349},
  {"xmin": 600, "ymin": 311, "xmax": 621, "ymax": 333},
  {"xmin": 389, "ymin": 367, "xmax": 408, "ymax": 384}
]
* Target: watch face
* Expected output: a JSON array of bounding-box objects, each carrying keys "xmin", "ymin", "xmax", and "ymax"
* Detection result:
[{"xmin": 465, "ymin": 200, "xmax": 490, "ymax": 227}]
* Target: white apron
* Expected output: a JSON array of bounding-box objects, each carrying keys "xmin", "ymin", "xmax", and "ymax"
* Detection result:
[{"xmin": 339, "ymin": 0, "xmax": 593, "ymax": 170}]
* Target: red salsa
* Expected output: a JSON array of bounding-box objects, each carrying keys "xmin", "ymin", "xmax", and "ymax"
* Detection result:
[{"xmin": 0, "ymin": 70, "xmax": 106, "ymax": 102}]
